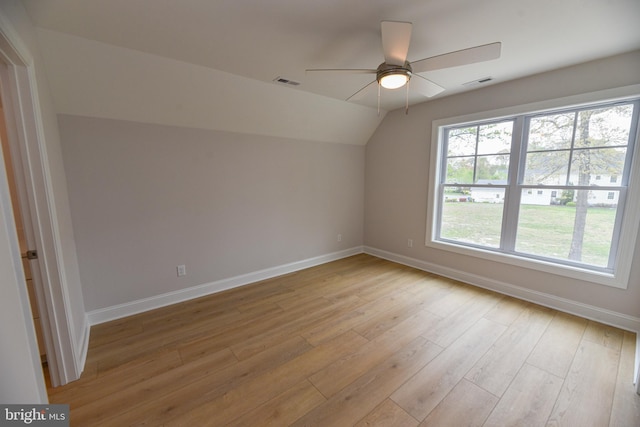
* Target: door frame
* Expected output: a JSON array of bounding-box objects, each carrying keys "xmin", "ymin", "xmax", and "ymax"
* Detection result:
[{"xmin": 0, "ymin": 13, "xmax": 83, "ymax": 387}]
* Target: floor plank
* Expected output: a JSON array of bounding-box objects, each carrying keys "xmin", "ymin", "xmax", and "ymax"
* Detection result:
[
  {"xmin": 390, "ymin": 318, "xmax": 506, "ymax": 421},
  {"xmin": 482, "ymin": 295, "xmax": 527, "ymax": 327},
  {"xmin": 583, "ymin": 320, "xmax": 625, "ymax": 351},
  {"xmin": 226, "ymin": 379, "xmax": 326, "ymax": 427},
  {"xmin": 291, "ymin": 337, "xmax": 441, "ymax": 426},
  {"xmin": 102, "ymin": 334, "xmax": 312, "ymax": 426},
  {"xmin": 352, "ymin": 287, "xmax": 445, "ymax": 341},
  {"xmin": 309, "ymin": 309, "xmax": 442, "ymax": 398},
  {"xmin": 526, "ymin": 311, "xmax": 588, "ymax": 378},
  {"xmin": 420, "ymin": 379, "xmax": 498, "ymax": 427},
  {"xmin": 355, "ymin": 399, "xmax": 419, "ymax": 427},
  {"xmin": 464, "ymin": 304, "xmax": 553, "ymax": 397},
  {"xmin": 547, "ymin": 340, "xmax": 620, "ymax": 426},
  {"xmin": 304, "ymin": 290, "xmax": 416, "ymax": 345},
  {"xmin": 230, "ymin": 294, "xmax": 365, "ymax": 360},
  {"xmin": 422, "ymin": 288, "xmax": 502, "ymax": 348},
  {"xmin": 609, "ymin": 331, "xmax": 640, "ymax": 427},
  {"xmin": 164, "ymin": 331, "xmax": 368, "ymax": 426},
  {"xmin": 483, "ymin": 363, "xmax": 563, "ymax": 426}
]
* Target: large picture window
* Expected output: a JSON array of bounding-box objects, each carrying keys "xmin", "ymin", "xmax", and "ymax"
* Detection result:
[{"xmin": 428, "ymin": 94, "xmax": 640, "ymax": 288}]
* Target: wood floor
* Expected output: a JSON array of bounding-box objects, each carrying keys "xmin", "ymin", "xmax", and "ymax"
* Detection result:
[{"xmin": 46, "ymin": 254, "xmax": 640, "ymax": 426}]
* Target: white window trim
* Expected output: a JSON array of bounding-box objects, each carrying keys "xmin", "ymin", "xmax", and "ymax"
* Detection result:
[{"xmin": 426, "ymin": 84, "xmax": 640, "ymax": 289}]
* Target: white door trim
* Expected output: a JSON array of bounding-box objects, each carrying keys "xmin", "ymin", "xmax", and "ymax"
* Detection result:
[{"xmin": 0, "ymin": 11, "xmax": 83, "ymax": 386}]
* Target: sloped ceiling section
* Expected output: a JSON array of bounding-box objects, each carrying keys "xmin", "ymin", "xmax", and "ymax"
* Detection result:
[
  {"xmin": 23, "ymin": 0, "xmax": 640, "ymax": 111},
  {"xmin": 26, "ymin": 0, "xmax": 640, "ymax": 143},
  {"xmin": 35, "ymin": 29, "xmax": 384, "ymax": 145}
]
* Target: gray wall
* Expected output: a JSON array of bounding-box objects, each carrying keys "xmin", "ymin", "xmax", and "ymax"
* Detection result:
[
  {"xmin": 59, "ymin": 116, "xmax": 364, "ymax": 312},
  {"xmin": 365, "ymin": 50, "xmax": 640, "ymax": 319}
]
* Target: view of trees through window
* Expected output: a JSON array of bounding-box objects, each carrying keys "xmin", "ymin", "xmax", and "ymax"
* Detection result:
[{"xmin": 438, "ymin": 101, "xmax": 637, "ymax": 270}]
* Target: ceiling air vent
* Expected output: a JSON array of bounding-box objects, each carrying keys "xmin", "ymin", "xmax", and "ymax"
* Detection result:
[
  {"xmin": 273, "ymin": 77, "xmax": 301, "ymax": 86},
  {"xmin": 462, "ymin": 77, "xmax": 494, "ymax": 87}
]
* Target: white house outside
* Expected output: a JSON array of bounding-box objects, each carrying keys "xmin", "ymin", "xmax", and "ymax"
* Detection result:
[{"xmin": 455, "ymin": 177, "xmax": 620, "ymax": 206}]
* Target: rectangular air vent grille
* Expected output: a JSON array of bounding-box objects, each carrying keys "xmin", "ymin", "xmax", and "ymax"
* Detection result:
[
  {"xmin": 273, "ymin": 77, "xmax": 301, "ymax": 86},
  {"xmin": 462, "ymin": 77, "xmax": 494, "ymax": 87}
]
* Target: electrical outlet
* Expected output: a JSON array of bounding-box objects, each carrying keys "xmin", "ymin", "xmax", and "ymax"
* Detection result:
[
  {"xmin": 337, "ymin": 234, "xmax": 342, "ymax": 242},
  {"xmin": 408, "ymin": 239, "xmax": 413, "ymax": 248},
  {"xmin": 177, "ymin": 264, "xmax": 186, "ymax": 277}
]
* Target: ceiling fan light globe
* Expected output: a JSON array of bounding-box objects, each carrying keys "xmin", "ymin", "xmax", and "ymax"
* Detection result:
[{"xmin": 380, "ymin": 73, "xmax": 409, "ymax": 89}]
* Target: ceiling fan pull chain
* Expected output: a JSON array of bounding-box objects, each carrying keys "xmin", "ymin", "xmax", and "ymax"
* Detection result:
[
  {"xmin": 405, "ymin": 80, "xmax": 410, "ymax": 114},
  {"xmin": 377, "ymin": 82, "xmax": 381, "ymax": 116}
]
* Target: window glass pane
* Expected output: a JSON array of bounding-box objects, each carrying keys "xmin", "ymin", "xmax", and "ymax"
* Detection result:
[
  {"xmin": 515, "ymin": 189, "xmax": 618, "ymax": 267},
  {"xmin": 475, "ymin": 155, "xmax": 510, "ymax": 183},
  {"xmin": 447, "ymin": 127, "xmax": 477, "ymax": 156},
  {"xmin": 443, "ymin": 186, "xmax": 471, "ymax": 202},
  {"xmin": 574, "ymin": 105, "xmax": 633, "ymax": 148},
  {"xmin": 523, "ymin": 151, "xmax": 570, "ymax": 185},
  {"xmin": 528, "ymin": 113, "xmax": 575, "ymax": 151},
  {"xmin": 477, "ymin": 121, "xmax": 513, "ymax": 155},
  {"xmin": 569, "ymin": 147, "xmax": 627, "ymax": 187},
  {"xmin": 445, "ymin": 157, "xmax": 474, "ymax": 184},
  {"xmin": 440, "ymin": 188, "xmax": 505, "ymax": 248}
]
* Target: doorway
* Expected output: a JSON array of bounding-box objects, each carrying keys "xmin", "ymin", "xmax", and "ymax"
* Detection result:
[
  {"xmin": 0, "ymin": 93, "xmax": 47, "ymax": 364},
  {"xmin": 0, "ymin": 19, "xmax": 88, "ymax": 389}
]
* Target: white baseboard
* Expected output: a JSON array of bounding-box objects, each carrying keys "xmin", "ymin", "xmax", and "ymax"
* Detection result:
[
  {"xmin": 76, "ymin": 314, "xmax": 90, "ymax": 376},
  {"xmin": 87, "ymin": 246, "xmax": 364, "ymax": 325},
  {"xmin": 364, "ymin": 246, "xmax": 640, "ymax": 334}
]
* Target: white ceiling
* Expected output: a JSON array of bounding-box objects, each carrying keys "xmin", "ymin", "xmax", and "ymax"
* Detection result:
[{"xmin": 21, "ymin": 0, "xmax": 640, "ymax": 111}]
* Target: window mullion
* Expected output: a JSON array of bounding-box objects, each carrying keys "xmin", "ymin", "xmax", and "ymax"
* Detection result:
[
  {"xmin": 608, "ymin": 101, "xmax": 640, "ymax": 268},
  {"xmin": 501, "ymin": 116, "xmax": 525, "ymax": 252},
  {"xmin": 565, "ymin": 112, "xmax": 579, "ymax": 185},
  {"xmin": 608, "ymin": 187, "xmax": 627, "ymax": 269},
  {"xmin": 472, "ymin": 125, "xmax": 480, "ymax": 183},
  {"xmin": 435, "ymin": 132, "xmax": 450, "ymax": 240}
]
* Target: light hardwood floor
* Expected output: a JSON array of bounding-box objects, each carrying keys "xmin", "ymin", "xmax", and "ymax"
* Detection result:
[{"xmin": 46, "ymin": 254, "xmax": 640, "ymax": 426}]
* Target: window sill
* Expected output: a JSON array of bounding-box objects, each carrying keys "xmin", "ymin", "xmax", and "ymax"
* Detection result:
[{"xmin": 425, "ymin": 238, "xmax": 626, "ymax": 289}]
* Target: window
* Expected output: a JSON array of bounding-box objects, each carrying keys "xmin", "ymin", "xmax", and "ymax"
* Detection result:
[{"xmin": 427, "ymin": 93, "xmax": 640, "ymax": 288}]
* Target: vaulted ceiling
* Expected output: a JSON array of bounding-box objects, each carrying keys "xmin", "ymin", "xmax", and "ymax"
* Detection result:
[{"xmin": 21, "ymin": 0, "xmax": 640, "ymax": 144}]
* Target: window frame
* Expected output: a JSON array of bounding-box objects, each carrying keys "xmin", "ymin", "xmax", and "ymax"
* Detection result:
[{"xmin": 426, "ymin": 85, "xmax": 640, "ymax": 289}]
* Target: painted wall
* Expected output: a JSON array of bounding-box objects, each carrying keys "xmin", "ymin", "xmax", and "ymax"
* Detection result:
[
  {"xmin": 365, "ymin": 50, "xmax": 640, "ymax": 320},
  {"xmin": 59, "ymin": 115, "xmax": 364, "ymax": 312},
  {"xmin": 35, "ymin": 29, "xmax": 383, "ymax": 146}
]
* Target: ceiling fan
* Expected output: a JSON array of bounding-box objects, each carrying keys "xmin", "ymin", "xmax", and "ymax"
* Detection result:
[{"xmin": 307, "ymin": 21, "xmax": 501, "ymax": 113}]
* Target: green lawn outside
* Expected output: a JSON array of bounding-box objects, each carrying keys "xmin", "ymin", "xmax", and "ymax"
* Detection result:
[{"xmin": 440, "ymin": 202, "xmax": 616, "ymax": 267}]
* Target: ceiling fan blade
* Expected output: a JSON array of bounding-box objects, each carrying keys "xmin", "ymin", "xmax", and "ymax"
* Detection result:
[
  {"xmin": 347, "ymin": 80, "xmax": 377, "ymax": 101},
  {"xmin": 411, "ymin": 74, "xmax": 445, "ymax": 98},
  {"xmin": 381, "ymin": 21, "xmax": 412, "ymax": 66},
  {"xmin": 411, "ymin": 42, "xmax": 501, "ymax": 73},
  {"xmin": 306, "ymin": 68, "xmax": 376, "ymax": 74}
]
